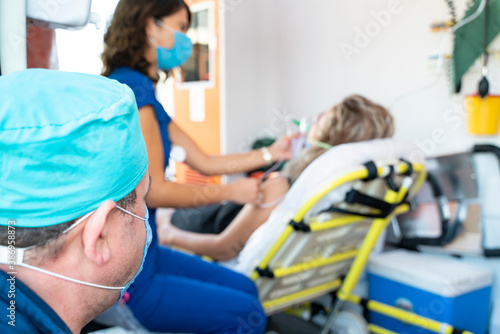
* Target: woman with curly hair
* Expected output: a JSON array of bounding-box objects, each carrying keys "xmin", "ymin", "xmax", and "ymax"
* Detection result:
[{"xmin": 101, "ymin": 0, "xmax": 282, "ymax": 332}]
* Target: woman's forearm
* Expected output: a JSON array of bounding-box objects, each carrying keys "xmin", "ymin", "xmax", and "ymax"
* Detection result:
[
  {"xmin": 147, "ymin": 177, "xmax": 262, "ymax": 208},
  {"xmin": 198, "ymin": 135, "xmax": 294, "ymax": 176},
  {"xmin": 169, "ymin": 121, "xmax": 290, "ymax": 176},
  {"xmin": 146, "ymin": 179, "xmax": 232, "ymax": 209},
  {"xmin": 199, "ymin": 150, "xmax": 269, "ymax": 176},
  {"xmin": 165, "ymin": 227, "xmax": 235, "ymax": 261}
]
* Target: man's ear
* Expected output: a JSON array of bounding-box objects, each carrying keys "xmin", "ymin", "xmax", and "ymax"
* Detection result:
[{"xmin": 82, "ymin": 200, "xmax": 116, "ymax": 266}]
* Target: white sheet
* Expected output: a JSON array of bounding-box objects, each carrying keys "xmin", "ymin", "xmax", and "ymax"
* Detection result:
[{"xmin": 222, "ymin": 138, "xmax": 423, "ymax": 275}]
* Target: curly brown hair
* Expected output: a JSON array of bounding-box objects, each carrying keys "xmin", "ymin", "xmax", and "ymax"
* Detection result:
[
  {"xmin": 286, "ymin": 95, "xmax": 394, "ymax": 184},
  {"xmin": 102, "ymin": 0, "xmax": 191, "ymax": 81}
]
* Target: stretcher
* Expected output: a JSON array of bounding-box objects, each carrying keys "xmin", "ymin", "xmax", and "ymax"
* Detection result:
[{"xmin": 246, "ymin": 146, "xmax": 474, "ymax": 333}]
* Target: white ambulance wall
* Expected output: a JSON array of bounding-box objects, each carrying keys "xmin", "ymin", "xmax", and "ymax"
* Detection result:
[{"xmin": 222, "ymin": 0, "xmax": 500, "ymax": 157}]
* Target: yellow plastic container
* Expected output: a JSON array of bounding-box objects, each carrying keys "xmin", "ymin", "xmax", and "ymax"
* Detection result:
[{"xmin": 465, "ymin": 95, "xmax": 500, "ymax": 135}]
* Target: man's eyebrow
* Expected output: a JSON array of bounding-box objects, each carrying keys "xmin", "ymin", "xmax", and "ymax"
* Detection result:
[{"xmin": 144, "ymin": 174, "xmax": 152, "ymax": 199}]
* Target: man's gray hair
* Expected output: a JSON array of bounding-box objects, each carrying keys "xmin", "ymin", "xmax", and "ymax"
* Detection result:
[{"xmin": 0, "ymin": 190, "xmax": 137, "ymax": 253}]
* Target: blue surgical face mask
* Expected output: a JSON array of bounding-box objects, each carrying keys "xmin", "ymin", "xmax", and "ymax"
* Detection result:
[
  {"xmin": 151, "ymin": 19, "xmax": 193, "ymax": 70},
  {"xmin": 116, "ymin": 206, "xmax": 152, "ymax": 298},
  {"xmin": 0, "ymin": 205, "xmax": 152, "ymax": 299}
]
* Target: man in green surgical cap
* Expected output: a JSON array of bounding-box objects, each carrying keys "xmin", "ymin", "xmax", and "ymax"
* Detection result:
[{"xmin": 0, "ymin": 69, "xmax": 151, "ymax": 334}]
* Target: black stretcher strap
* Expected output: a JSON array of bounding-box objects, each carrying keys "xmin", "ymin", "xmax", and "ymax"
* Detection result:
[
  {"xmin": 452, "ymin": 328, "xmax": 466, "ymax": 334},
  {"xmin": 323, "ymin": 158, "xmax": 418, "ymax": 219},
  {"xmin": 255, "ymin": 266, "xmax": 275, "ymax": 278},
  {"xmin": 325, "ymin": 206, "xmax": 393, "ymax": 219},
  {"xmin": 400, "ymin": 158, "xmax": 413, "ymax": 176},
  {"xmin": 345, "ymin": 190, "xmax": 393, "ymax": 212},
  {"xmin": 325, "ymin": 189, "xmax": 398, "ymax": 219},
  {"xmin": 384, "ymin": 165, "xmax": 400, "ymax": 192},
  {"xmin": 289, "ymin": 220, "xmax": 311, "ymax": 232},
  {"xmin": 362, "ymin": 161, "xmax": 378, "ymax": 182}
]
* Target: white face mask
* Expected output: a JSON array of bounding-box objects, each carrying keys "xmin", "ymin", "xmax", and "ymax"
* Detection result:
[{"xmin": 0, "ymin": 206, "xmax": 152, "ymax": 298}]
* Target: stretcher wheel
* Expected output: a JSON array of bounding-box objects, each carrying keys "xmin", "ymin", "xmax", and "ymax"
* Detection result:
[{"xmin": 329, "ymin": 311, "xmax": 368, "ymax": 334}]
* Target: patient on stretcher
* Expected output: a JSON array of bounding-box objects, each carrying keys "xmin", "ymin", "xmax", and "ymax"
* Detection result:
[{"xmin": 157, "ymin": 95, "xmax": 395, "ymax": 262}]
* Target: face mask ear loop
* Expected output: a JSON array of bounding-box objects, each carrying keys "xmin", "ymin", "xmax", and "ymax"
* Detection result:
[
  {"xmin": 154, "ymin": 18, "xmax": 175, "ymax": 34},
  {"xmin": 62, "ymin": 206, "xmax": 145, "ymax": 237},
  {"xmin": 17, "ymin": 262, "xmax": 124, "ymax": 290},
  {"xmin": 148, "ymin": 34, "xmax": 159, "ymax": 47},
  {"xmin": 116, "ymin": 206, "xmax": 146, "ymax": 221},
  {"xmin": 61, "ymin": 211, "xmax": 94, "ymax": 235}
]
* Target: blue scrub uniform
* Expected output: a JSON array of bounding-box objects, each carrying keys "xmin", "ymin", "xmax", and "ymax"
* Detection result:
[
  {"xmin": 109, "ymin": 67, "xmax": 266, "ymax": 334},
  {"xmin": 0, "ymin": 270, "xmax": 72, "ymax": 333}
]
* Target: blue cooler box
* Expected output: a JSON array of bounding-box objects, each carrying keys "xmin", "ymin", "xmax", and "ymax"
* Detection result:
[{"xmin": 367, "ymin": 250, "xmax": 493, "ymax": 334}]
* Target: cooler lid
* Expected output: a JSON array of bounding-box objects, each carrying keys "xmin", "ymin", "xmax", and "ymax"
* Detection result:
[{"xmin": 368, "ymin": 250, "xmax": 493, "ymax": 297}]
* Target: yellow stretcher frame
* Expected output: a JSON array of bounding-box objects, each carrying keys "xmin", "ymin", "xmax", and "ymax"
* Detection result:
[{"xmin": 251, "ymin": 161, "xmax": 474, "ymax": 334}]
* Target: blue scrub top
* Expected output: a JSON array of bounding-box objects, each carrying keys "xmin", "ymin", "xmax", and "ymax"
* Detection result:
[
  {"xmin": 108, "ymin": 67, "xmax": 172, "ymax": 165},
  {"xmin": 108, "ymin": 67, "xmax": 172, "ymax": 293},
  {"xmin": 0, "ymin": 270, "xmax": 72, "ymax": 333}
]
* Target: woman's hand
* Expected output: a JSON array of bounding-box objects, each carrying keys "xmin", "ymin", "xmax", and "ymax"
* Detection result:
[
  {"xmin": 268, "ymin": 133, "xmax": 299, "ymax": 161},
  {"xmin": 224, "ymin": 178, "xmax": 262, "ymax": 205},
  {"xmin": 157, "ymin": 214, "xmax": 177, "ymax": 245}
]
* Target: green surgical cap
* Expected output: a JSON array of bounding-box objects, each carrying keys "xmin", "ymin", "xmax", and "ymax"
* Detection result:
[{"xmin": 0, "ymin": 69, "xmax": 148, "ymax": 228}]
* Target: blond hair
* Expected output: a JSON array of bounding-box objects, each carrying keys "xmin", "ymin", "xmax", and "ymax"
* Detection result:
[{"xmin": 286, "ymin": 95, "xmax": 394, "ymax": 184}]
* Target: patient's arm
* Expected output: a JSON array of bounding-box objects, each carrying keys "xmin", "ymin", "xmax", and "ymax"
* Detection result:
[{"xmin": 158, "ymin": 176, "xmax": 290, "ymax": 261}]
